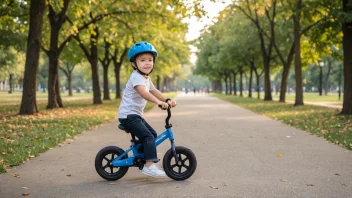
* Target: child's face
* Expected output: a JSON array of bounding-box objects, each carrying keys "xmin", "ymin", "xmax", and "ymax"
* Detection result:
[{"xmin": 134, "ymin": 53, "xmax": 154, "ymax": 74}]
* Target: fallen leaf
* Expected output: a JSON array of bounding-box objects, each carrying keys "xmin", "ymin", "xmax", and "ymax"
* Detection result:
[
  {"xmin": 250, "ymin": 136, "xmax": 253, "ymax": 138},
  {"xmin": 280, "ymin": 179, "xmax": 287, "ymax": 182},
  {"xmin": 61, "ymin": 168, "xmax": 64, "ymax": 171},
  {"xmin": 66, "ymin": 174, "xmax": 71, "ymax": 177},
  {"xmin": 22, "ymin": 192, "xmax": 30, "ymax": 196},
  {"xmin": 277, "ymin": 153, "xmax": 282, "ymax": 157},
  {"xmin": 21, "ymin": 187, "xmax": 28, "ymax": 189},
  {"xmin": 13, "ymin": 173, "xmax": 20, "ymax": 178},
  {"xmin": 210, "ymin": 186, "xmax": 218, "ymax": 189},
  {"xmin": 306, "ymin": 184, "xmax": 314, "ymax": 186},
  {"xmin": 335, "ymin": 173, "xmax": 341, "ymax": 176}
]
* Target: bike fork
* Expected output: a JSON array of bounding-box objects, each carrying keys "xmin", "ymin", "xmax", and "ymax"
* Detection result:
[{"xmin": 171, "ymin": 140, "xmax": 179, "ymax": 164}]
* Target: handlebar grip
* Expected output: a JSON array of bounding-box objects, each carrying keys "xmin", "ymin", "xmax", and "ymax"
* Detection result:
[
  {"xmin": 158, "ymin": 104, "xmax": 169, "ymax": 110},
  {"xmin": 165, "ymin": 98, "xmax": 172, "ymax": 103}
]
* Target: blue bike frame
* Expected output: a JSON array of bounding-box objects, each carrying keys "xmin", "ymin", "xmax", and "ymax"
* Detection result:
[{"xmin": 112, "ymin": 128, "xmax": 175, "ymax": 167}]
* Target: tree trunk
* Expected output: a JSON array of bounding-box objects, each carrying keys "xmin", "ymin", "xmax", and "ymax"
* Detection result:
[
  {"xmin": 68, "ymin": 71, "xmax": 73, "ymax": 96},
  {"xmin": 19, "ymin": 0, "xmax": 46, "ymax": 115},
  {"xmin": 263, "ymin": 61, "xmax": 272, "ymax": 100},
  {"xmin": 46, "ymin": 2, "xmax": 69, "ymax": 109},
  {"xmin": 8, "ymin": 73, "xmax": 13, "ymax": 94},
  {"xmin": 279, "ymin": 64, "xmax": 290, "ymax": 102},
  {"xmin": 231, "ymin": 71, "xmax": 237, "ymax": 96},
  {"xmin": 100, "ymin": 39, "xmax": 111, "ymax": 100},
  {"xmin": 294, "ymin": 0, "xmax": 304, "ymax": 106},
  {"xmin": 324, "ymin": 60, "xmax": 332, "ymax": 95},
  {"xmin": 103, "ymin": 65, "xmax": 110, "ymax": 100},
  {"xmin": 319, "ymin": 66, "xmax": 323, "ymax": 96},
  {"xmin": 253, "ymin": 68, "xmax": 261, "ymax": 99},
  {"xmin": 90, "ymin": 27, "xmax": 102, "ymax": 104},
  {"xmin": 47, "ymin": 53, "xmax": 59, "ymax": 108},
  {"xmin": 228, "ymin": 72, "xmax": 232, "ymax": 95},
  {"xmin": 111, "ymin": 48, "xmax": 127, "ymax": 99},
  {"xmin": 224, "ymin": 72, "xmax": 229, "ymax": 95},
  {"xmin": 239, "ymin": 68, "xmax": 243, "ymax": 97},
  {"xmin": 248, "ymin": 61, "xmax": 254, "ymax": 98},
  {"xmin": 341, "ymin": 0, "xmax": 352, "ymax": 114},
  {"xmin": 55, "ymin": 74, "xmax": 63, "ymax": 107},
  {"xmin": 114, "ymin": 64, "xmax": 121, "ymax": 99},
  {"xmin": 338, "ymin": 64, "xmax": 343, "ymax": 100}
]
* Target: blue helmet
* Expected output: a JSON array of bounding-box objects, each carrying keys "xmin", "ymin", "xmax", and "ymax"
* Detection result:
[{"xmin": 128, "ymin": 41, "xmax": 158, "ymax": 62}]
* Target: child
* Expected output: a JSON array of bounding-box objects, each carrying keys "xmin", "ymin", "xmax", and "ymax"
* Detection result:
[{"xmin": 118, "ymin": 41, "xmax": 176, "ymax": 178}]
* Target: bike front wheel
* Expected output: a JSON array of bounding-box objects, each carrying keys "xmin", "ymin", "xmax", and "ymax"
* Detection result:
[
  {"xmin": 95, "ymin": 146, "xmax": 129, "ymax": 181},
  {"xmin": 163, "ymin": 146, "xmax": 197, "ymax": 180}
]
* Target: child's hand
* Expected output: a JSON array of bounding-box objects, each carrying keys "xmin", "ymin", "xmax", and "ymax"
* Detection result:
[
  {"xmin": 168, "ymin": 100, "xmax": 177, "ymax": 107},
  {"xmin": 159, "ymin": 102, "xmax": 169, "ymax": 109}
]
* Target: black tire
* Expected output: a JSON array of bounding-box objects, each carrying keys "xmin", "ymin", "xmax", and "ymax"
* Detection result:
[
  {"xmin": 95, "ymin": 146, "xmax": 129, "ymax": 181},
  {"xmin": 163, "ymin": 146, "xmax": 197, "ymax": 180}
]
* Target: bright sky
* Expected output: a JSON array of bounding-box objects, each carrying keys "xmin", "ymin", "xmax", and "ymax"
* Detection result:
[{"xmin": 183, "ymin": 0, "xmax": 232, "ymax": 63}]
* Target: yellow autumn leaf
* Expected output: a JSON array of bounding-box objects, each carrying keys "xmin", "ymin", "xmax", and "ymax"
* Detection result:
[{"xmin": 277, "ymin": 153, "xmax": 282, "ymax": 157}]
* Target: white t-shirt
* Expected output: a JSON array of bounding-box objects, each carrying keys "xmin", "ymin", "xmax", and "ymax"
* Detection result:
[{"xmin": 118, "ymin": 70, "xmax": 156, "ymax": 118}]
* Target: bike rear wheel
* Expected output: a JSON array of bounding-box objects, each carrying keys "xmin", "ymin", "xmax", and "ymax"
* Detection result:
[
  {"xmin": 163, "ymin": 146, "xmax": 197, "ymax": 180},
  {"xmin": 95, "ymin": 146, "xmax": 129, "ymax": 181}
]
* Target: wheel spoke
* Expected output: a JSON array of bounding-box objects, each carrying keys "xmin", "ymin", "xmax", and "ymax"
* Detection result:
[
  {"xmin": 102, "ymin": 163, "xmax": 109, "ymax": 169},
  {"xmin": 171, "ymin": 164, "xmax": 177, "ymax": 168},
  {"xmin": 182, "ymin": 164, "xmax": 189, "ymax": 170},
  {"xmin": 182, "ymin": 157, "xmax": 189, "ymax": 163},
  {"xmin": 104, "ymin": 156, "xmax": 110, "ymax": 162},
  {"xmin": 177, "ymin": 153, "xmax": 183, "ymax": 161},
  {"xmin": 110, "ymin": 153, "xmax": 115, "ymax": 161},
  {"xmin": 178, "ymin": 166, "xmax": 182, "ymax": 173},
  {"xmin": 109, "ymin": 165, "xmax": 114, "ymax": 173}
]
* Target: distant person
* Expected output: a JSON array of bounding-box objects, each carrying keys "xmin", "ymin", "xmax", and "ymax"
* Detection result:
[{"xmin": 118, "ymin": 42, "xmax": 177, "ymax": 178}]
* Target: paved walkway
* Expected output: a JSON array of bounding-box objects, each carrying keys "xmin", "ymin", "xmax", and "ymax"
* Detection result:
[{"xmin": 0, "ymin": 94, "xmax": 351, "ymax": 198}]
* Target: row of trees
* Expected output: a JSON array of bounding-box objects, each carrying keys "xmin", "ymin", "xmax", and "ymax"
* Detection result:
[
  {"xmin": 1, "ymin": 0, "xmax": 205, "ymax": 115},
  {"xmin": 194, "ymin": 0, "xmax": 352, "ymax": 115}
]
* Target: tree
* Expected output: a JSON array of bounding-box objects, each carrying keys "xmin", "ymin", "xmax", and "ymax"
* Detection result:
[
  {"xmin": 235, "ymin": 0, "xmax": 276, "ymax": 101},
  {"xmin": 341, "ymin": 0, "xmax": 352, "ymax": 114},
  {"xmin": 19, "ymin": 0, "xmax": 46, "ymax": 115}
]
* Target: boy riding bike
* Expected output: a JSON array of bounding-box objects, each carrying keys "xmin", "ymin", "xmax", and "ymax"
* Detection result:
[{"xmin": 118, "ymin": 41, "xmax": 176, "ymax": 178}]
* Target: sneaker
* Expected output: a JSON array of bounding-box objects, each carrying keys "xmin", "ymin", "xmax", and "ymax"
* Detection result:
[{"xmin": 140, "ymin": 164, "xmax": 166, "ymax": 178}]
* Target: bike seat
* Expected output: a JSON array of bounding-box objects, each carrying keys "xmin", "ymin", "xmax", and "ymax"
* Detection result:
[{"xmin": 118, "ymin": 124, "xmax": 130, "ymax": 133}]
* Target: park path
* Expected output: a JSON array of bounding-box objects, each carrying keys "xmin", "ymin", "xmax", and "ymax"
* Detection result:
[{"xmin": 0, "ymin": 93, "xmax": 351, "ymax": 198}]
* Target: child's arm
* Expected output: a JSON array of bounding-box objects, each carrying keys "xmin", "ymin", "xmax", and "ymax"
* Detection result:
[
  {"xmin": 135, "ymin": 85, "xmax": 168, "ymax": 108},
  {"xmin": 150, "ymin": 89, "xmax": 176, "ymax": 107}
]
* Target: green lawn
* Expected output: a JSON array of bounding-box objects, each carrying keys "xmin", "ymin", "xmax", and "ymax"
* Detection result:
[
  {"xmin": 0, "ymin": 91, "xmax": 178, "ymax": 173},
  {"xmin": 213, "ymin": 93, "xmax": 352, "ymax": 150},
  {"xmin": 271, "ymin": 92, "xmax": 343, "ymax": 102}
]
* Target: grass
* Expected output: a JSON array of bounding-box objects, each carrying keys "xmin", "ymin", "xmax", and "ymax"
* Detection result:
[
  {"xmin": 263, "ymin": 92, "xmax": 343, "ymax": 102},
  {"xmin": 213, "ymin": 93, "xmax": 352, "ymax": 150},
  {"xmin": 0, "ymin": 91, "xmax": 178, "ymax": 173}
]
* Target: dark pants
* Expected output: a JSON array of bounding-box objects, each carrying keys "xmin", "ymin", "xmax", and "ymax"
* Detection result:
[{"xmin": 119, "ymin": 114, "xmax": 158, "ymax": 162}]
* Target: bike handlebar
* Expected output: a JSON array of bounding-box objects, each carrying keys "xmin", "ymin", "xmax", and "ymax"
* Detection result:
[{"xmin": 158, "ymin": 98, "xmax": 172, "ymax": 128}]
